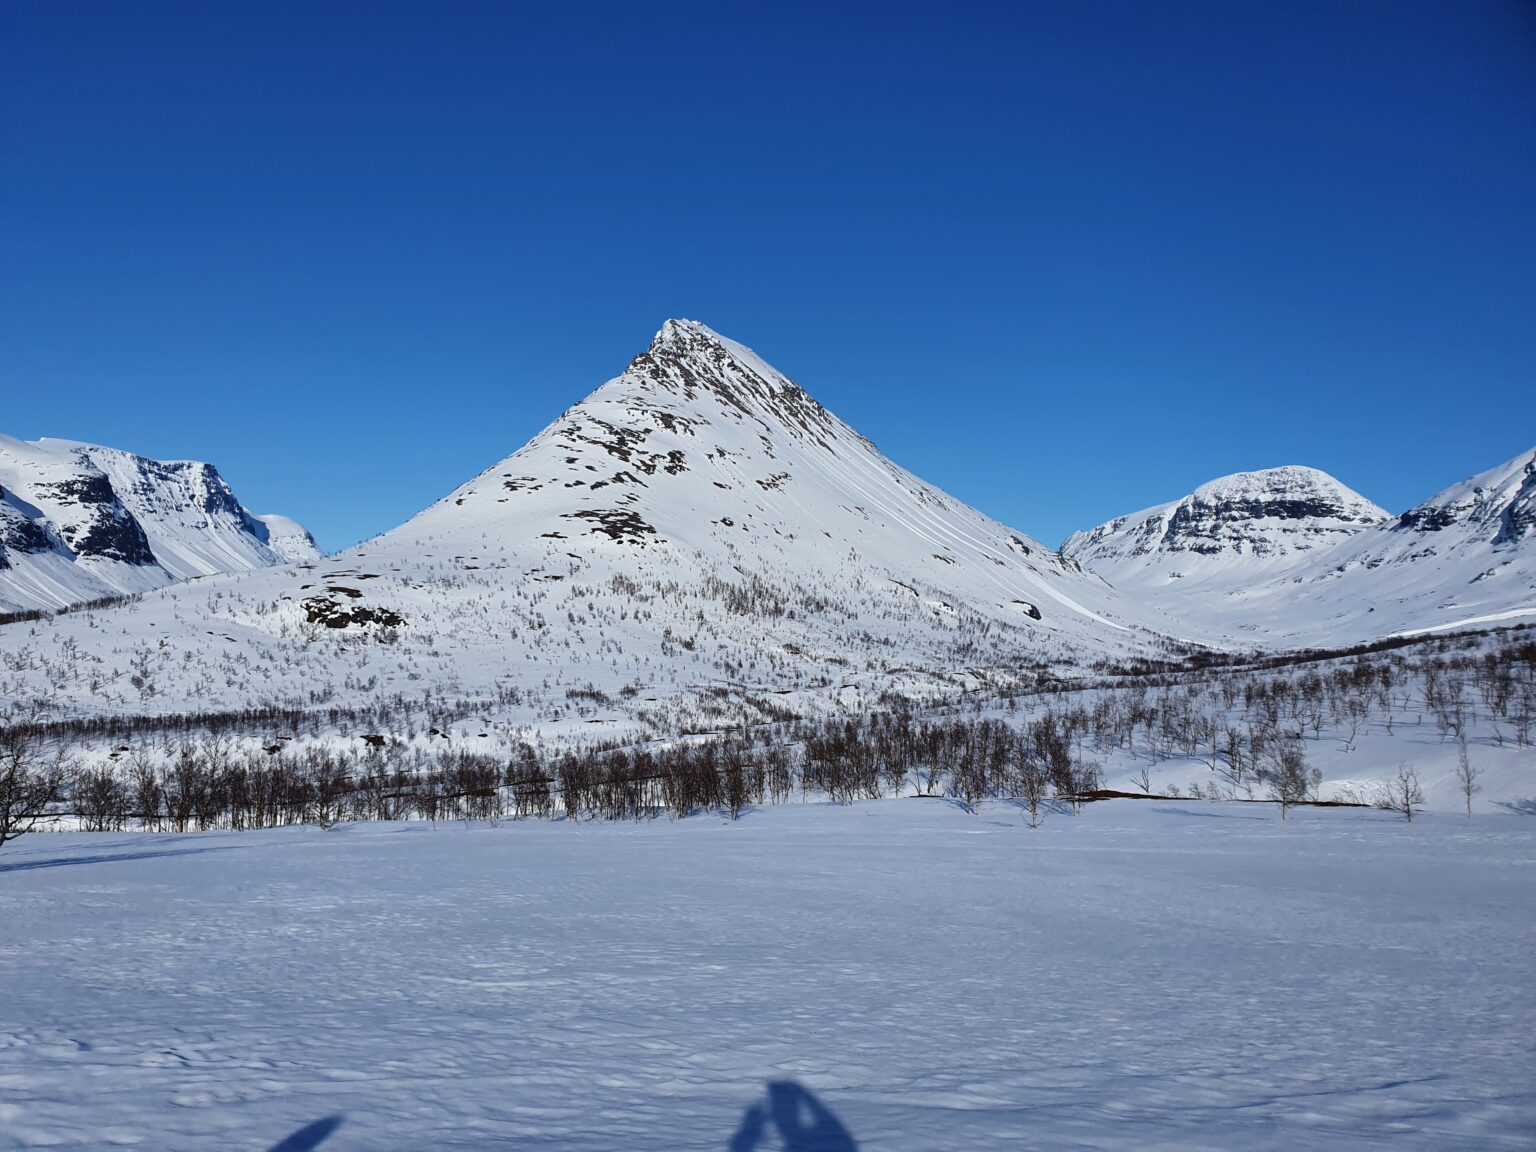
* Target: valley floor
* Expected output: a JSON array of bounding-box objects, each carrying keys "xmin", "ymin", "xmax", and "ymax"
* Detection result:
[{"xmin": 1, "ymin": 801, "xmax": 1533, "ymax": 1150}]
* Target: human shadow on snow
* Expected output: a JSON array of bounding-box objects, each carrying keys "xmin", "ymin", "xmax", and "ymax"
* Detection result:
[
  {"xmin": 265, "ymin": 1115, "xmax": 344, "ymax": 1152},
  {"xmin": 0, "ymin": 846, "xmax": 240, "ymax": 874},
  {"xmin": 730, "ymin": 1081, "xmax": 858, "ymax": 1151},
  {"xmin": 261, "ymin": 1082, "xmax": 853, "ymax": 1151}
]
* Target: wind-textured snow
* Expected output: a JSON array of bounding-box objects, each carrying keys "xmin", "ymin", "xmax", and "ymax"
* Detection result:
[
  {"xmin": 0, "ymin": 435, "xmax": 320, "ymax": 612},
  {"xmin": 1, "ymin": 801, "xmax": 1531, "ymax": 1150}
]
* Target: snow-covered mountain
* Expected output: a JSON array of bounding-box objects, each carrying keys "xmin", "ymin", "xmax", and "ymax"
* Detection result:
[
  {"xmin": 363, "ymin": 317, "xmax": 1153, "ymax": 654},
  {"xmin": 0, "ymin": 321, "xmax": 1176, "ymax": 729},
  {"xmin": 0, "ymin": 435, "xmax": 321, "ymax": 613},
  {"xmin": 1393, "ymin": 448, "xmax": 1536, "ymax": 548},
  {"xmin": 1064, "ymin": 451, "xmax": 1536, "ymax": 646},
  {"xmin": 4, "ymin": 321, "xmax": 1531, "ymax": 738},
  {"xmin": 1062, "ymin": 466, "xmax": 1390, "ymax": 581}
]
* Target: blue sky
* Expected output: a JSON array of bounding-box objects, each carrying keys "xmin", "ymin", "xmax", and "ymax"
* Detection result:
[{"xmin": 3, "ymin": 1, "xmax": 1533, "ymax": 551}]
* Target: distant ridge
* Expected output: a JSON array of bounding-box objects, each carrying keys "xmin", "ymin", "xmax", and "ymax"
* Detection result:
[
  {"xmin": 1064, "ymin": 450, "xmax": 1536, "ymax": 644},
  {"xmin": 0, "ymin": 434, "xmax": 321, "ymax": 612}
]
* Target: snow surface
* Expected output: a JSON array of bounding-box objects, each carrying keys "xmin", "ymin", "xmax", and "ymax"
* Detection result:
[{"xmin": 2, "ymin": 800, "xmax": 1532, "ymax": 1150}]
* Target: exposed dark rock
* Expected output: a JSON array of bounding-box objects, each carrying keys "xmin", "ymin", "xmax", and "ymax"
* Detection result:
[
  {"xmin": 301, "ymin": 596, "xmax": 405, "ymax": 630},
  {"xmin": 1494, "ymin": 458, "xmax": 1536, "ymax": 547},
  {"xmin": 564, "ymin": 509, "xmax": 658, "ymax": 544},
  {"xmin": 1164, "ymin": 496, "xmax": 1367, "ymax": 556},
  {"xmin": 37, "ymin": 473, "xmax": 115, "ymax": 507},
  {"xmin": 1397, "ymin": 505, "xmax": 1459, "ymax": 533},
  {"xmin": 0, "ymin": 502, "xmax": 54, "ymax": 555},
  {"xmin": 627, "ymin": 320, "xmax": 839, "ymax": 449},
  {"xmin": 33, "ymin": 475, "xmax": 157, "ymax": 565}
]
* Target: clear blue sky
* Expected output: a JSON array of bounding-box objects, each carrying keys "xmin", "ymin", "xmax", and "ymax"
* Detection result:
[{"xmin": 4, "ymin": 1, "xmax": 1534, "ymax": 551}]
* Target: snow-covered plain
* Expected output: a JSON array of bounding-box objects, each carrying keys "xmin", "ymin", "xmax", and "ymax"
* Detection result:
[{"xmin": 3, "ymin": 800, "xmax": 1532, "ymax": 1150}]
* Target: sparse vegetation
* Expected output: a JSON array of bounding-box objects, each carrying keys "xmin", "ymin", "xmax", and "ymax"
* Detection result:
[{"xmin": 0, "ymin": 626, "xmax": 1526, "ymax": 841}]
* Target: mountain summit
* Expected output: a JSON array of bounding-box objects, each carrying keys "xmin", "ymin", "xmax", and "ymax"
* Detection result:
[{"xmin": 628, "ymin": 319, "xmax": 841, "ymax": 443}]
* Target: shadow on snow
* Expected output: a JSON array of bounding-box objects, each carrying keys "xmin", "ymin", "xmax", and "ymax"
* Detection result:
[
  {"xmin": 262, "ymin": 1081, "xmax": 857, "ymax": 1151},
  {"xmin": 731, "ymin": 1082, "xmax": 858, "ymax": 1151},
  {"xmin": 0, "ymin": 846, "xmax": 240, "ymax": 874},
  {"xmin": 266, "ymin": 1115, "xmax": 344, "ymax": 1152}
]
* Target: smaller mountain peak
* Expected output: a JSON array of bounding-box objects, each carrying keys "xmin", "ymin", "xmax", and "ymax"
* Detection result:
[
  {"xmin": 1189, "ymin": 466, "xmax": 1384, "ymax": 516},
  {"xmin": 1064, "ymin": 465, "xmax": 1389, "ymax": 572},
  {"xmin": 1396, "ymin": 445, "xmax": 1536, "ymax": 546}
]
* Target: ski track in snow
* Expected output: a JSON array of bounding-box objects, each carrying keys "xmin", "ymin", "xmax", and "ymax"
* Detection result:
[{"xmin": 1, "ymin": 801, "xmax": 1532, "ymax": 1151}]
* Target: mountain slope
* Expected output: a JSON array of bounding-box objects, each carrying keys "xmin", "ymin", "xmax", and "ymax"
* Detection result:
[
  {"xmin": 309, "ymin": 319, "xmax": 1184, "ymax": 699},
  {"xmin": 378, "ymin": 318, "xmax": 1142, "ymax": 639},
  {"xmin": 0, "ymin": 435, "xmax": 321, "ymax": 612},
  {"xmin": 1065, "ymin": 451, "xmax": 1536, "ymax": 645}
]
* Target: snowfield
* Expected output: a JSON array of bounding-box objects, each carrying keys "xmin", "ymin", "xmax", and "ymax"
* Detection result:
[{"xmin": 3, "ymin": 800, "xmax": 1533, "ymax": 1151}]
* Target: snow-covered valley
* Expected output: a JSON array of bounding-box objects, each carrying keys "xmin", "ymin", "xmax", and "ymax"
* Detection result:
[
  {"xmin": 3, "ymin": 321, "xmax": 1531, "ymax": 724},
  {"xmin": 2, "ymin": 321, "xmax": 1534, "ymax": 1152},
  {"xmin": 0, "ymin": 322, "xmax": 1529, "ymax": 823}
]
